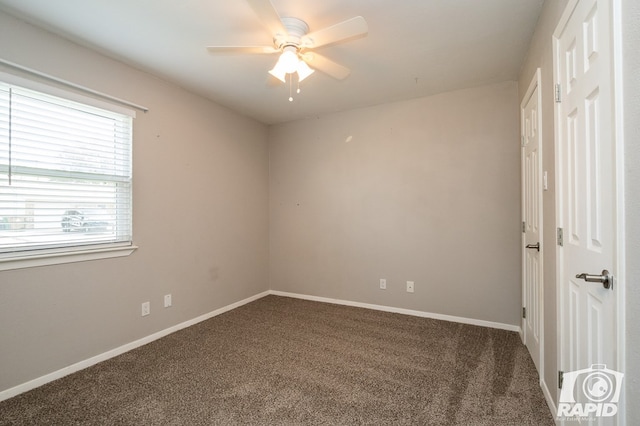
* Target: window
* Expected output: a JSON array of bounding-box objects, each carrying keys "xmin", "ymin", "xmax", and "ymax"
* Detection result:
[{"xmin": 0, "ymin": 75, "xmax": 134, "ymax": 268}]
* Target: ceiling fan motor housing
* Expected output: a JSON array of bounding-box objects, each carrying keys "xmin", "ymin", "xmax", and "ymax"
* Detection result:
[{"xmin": 274, "ymin": 17, "xmax": 309, "ymax": 51}]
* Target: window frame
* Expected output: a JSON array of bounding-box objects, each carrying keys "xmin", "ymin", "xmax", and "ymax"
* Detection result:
[{"xmin": 0, "ymin": 72, "xmax": 137, "ymax": 271}]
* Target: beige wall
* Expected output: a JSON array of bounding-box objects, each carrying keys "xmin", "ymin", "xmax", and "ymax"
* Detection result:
[
  {"xmin": 269, "ymin": 81, "xmax": 521, "ymax": 326},
  {"xmin": 517, "ymin": 0, "xmax": 569, "ymax": 405},
  {"xmin": 0, "ymin": 12, "xmax": 270, "ymax": 393}
]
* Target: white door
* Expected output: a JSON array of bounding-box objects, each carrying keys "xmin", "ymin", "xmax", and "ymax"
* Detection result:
[
  {"xmin": 554, "ymin": 0, "xmax": 621, "ymax": 423},
  {"xmin": 521, "ymin": 69, "xmax": 542, "ymax": 374}
]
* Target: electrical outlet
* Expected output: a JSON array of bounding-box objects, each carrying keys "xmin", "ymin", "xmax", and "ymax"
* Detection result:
[
  {"xmin": 380, "ymin": 279, "xmax": 387, "ymax": 289},
  {"xmin": 141, "ymin": 301, "xmax": 150, "ymax": 316},
  {"xmin": 406, "ymin": 281, "xmax": 415, "ymax": 293},
  {"xmin": 164, "ymin": 294, "xmax": 172, "ymax": 308}
]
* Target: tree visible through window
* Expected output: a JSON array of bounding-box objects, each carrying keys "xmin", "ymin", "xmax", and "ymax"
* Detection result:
[{"xmin": 0, "ymin": 78, "xmax": 133, "ymax": 256}]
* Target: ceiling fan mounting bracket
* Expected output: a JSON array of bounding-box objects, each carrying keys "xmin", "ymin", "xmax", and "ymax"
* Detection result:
[{"xmin": 273, "ymin": 17, "xmax": 309, "ymax": 51}]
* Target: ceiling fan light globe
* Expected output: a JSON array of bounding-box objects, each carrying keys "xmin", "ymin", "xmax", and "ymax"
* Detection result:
[
  {"xmin": 268, "ymin": 66, "xmax": 287, "ymax": 83},
  {"xmin": 279, "ymin": 48, "xmax": 299, "ymax": 73},
  {"xmin": 296, "ymin": 61, "xmax": 315, "ymax": 82}
]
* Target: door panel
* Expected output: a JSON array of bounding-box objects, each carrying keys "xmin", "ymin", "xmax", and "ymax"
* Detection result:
[
  {"xmin": 555, "ymin": 0, "xmax": 618, "ymax": 423},
  {"xmin": 521, "ymin": 71, "xmax": 542, "ymax": 373}
]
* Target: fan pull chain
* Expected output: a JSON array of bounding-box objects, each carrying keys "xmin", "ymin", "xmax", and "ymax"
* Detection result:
[
  {"xmin": 286, "ymin": 73, "xmax": 303, "ymax": 102},
  {"xmin": 289, "ymin": 75, "xmax": 293, "ymax": 102}
]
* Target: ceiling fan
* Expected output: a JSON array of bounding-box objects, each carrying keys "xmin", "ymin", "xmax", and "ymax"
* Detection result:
[{"xmin": 207, "ymin": 0, "xmax": 368, "ymax": 86}]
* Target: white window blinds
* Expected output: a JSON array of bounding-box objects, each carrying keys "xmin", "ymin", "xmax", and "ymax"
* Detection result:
[{"xmin": 0, "ymin": 79, "xmax": 133, "ymax": 255}]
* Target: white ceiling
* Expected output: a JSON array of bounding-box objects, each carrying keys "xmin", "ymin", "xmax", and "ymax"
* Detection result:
[{"xmin": 0, "ymin": 0, "xmax": 544, "ymax": 125}]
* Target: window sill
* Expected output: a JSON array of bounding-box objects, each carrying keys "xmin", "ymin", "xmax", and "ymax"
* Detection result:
[{"xmin": 0, "ymin": 244, "xmax": 138, "ymax": 271}]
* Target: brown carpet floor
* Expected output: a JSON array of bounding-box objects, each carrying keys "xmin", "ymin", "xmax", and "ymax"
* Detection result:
[{"xmin": 0, "ymin": 295, "xmax": 554, "ymax": 425}]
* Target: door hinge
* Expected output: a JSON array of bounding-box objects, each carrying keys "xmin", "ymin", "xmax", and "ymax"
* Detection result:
[
  {"xmin": 557, "ymin": 227, "xmax": 564, "ymax": 246},
  {"xmin": 559, "ymin": 370, "xmax": 565, "ymax": 389},
  {"xmin": 522, "ymin": 221, "xmax": 526, "ymax": 233},
  {"xmin": 522, "ymin": 307, "xmax": 526, "ymax": 319},
  {"xmin": 555, "ymin": 83, "xmax": 562, "ymax": 103}
]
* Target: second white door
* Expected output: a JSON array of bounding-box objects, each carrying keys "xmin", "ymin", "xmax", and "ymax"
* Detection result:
[{"xmin": 522, "ymin": 69, "xmax": 543, "ymax": 374}]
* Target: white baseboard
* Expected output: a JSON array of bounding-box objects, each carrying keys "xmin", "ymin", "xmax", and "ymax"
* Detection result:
[
  {"xmin": 518, "ymin": 321, "xmax": 525, "ymax": 343},
  {"xmin": 540, "ymin": 378, "xmax": 559, "ymax": 425},
  {"xmin": 1, "ymin": 289, "xmax": 523, "ymax": 402},
  {"xmin": 268, "ymin": 290, "xmax": 522, "ymax": 333},
  {"xmin": 0, "ymin": 290, "xmax": 270, "ymax": 402}
]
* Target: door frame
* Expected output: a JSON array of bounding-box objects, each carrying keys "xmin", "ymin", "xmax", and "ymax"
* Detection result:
[
  {"xmin": 521, "ymin": 67, "xmax": 544, "ymax": 377},
  {"xmin": 552, "ymin": 0, "xmax": 626, "ymax": 420}
]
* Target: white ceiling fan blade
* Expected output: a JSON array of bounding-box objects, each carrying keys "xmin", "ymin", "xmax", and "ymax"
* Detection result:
[
  {"xmin": 302, "ymin": 16, "xmax": 368, "ymax": 49},
  {"xmin": 246, "ymin": 0, "xmax": 287, "ymax": 37},
  {"xmin": 303, "ymin": 53, "xmax": 350, "ymax": 80},
  {"xmin": 207, "ymin": 46, "xmax": 279, "ymax": 54}
]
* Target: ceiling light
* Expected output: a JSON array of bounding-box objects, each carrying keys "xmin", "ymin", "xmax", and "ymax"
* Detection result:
[
  {"xmin": 268, "ymin": 46, "xmax": 315, "ymax": 84},
  {"xmin": 279, "ymin": 47, "xmax": 299, "ymax": 73},
  {"xmin": 268, "ymin": 66, "xmax": 287, "ymax": 83},
  {"xmin": 296, "ymin": 60, "xmax": 315, "ymax": 82}
]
